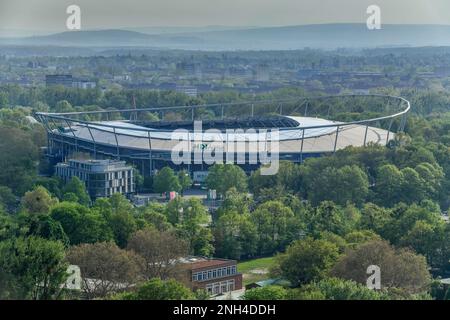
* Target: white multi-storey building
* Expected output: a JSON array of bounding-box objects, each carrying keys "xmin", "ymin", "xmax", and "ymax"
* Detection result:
[{"xmin": 55, "ymin": 159, "xmax": 135, "ymax": 199}]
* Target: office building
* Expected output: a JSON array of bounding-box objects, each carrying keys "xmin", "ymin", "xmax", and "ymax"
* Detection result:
[{"xmin": 55, "ymin": 159, "xmax": 135, "ymax": 199}]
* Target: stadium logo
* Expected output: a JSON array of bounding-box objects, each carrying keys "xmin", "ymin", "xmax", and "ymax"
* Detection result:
[{"xmin": 171, "ymin": 121, "xmax": 280, "ymax": 175}]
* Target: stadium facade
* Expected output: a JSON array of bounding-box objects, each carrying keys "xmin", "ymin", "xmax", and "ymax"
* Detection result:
[{"xmin": 35, "ymin": 94, "xmax": 411, "ymax": 178}]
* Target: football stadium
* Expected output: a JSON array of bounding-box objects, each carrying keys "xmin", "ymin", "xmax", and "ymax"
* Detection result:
[{"xmin": 35, "ymin": 94, "xmax": 411, "ymax": 178}]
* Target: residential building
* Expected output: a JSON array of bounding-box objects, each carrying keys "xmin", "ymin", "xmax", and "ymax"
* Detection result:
[{"xmin": 55, "ymin": 159, "xmax": 135, "ymax": 199}]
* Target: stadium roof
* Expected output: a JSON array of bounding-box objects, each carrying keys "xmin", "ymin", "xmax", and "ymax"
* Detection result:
[{"xmin": 52, "ymin": 116, "xmax": 390, "ymax": 154}]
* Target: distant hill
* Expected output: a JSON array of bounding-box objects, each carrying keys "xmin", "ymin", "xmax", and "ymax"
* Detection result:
[
  {"xmin": 6, "ymin": 29, "xmax": 162, "ymax": 47},
  {"xmin": 123, "ymin": 26, "xmax": 255, "ymax": 35},
  {"xmin": 189, "ymin": 24, "xmax": 450, "ymax": 50},
  {"xmin": 3, "ymin": 24, "xmax": 450, "ymax": 50}
]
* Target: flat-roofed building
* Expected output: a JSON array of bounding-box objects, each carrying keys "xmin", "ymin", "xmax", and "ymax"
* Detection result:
[
  {"xmin": 45, "ymin": 74, "xmax": 73, "ymax": 87},
  {"xmin": 72, "ymin": 79, "xmax": 97, "ymax": 89},
  {"xmin": 177, "ymin": 257, "xmax": 243, "ymax": 295},
  {"xmin": 175, "ymin": 85, "xmax": 198, "ymax": 97},
  {"xmin": 55, "ymin": 159, "xmax": 135, "ymax": 199}
]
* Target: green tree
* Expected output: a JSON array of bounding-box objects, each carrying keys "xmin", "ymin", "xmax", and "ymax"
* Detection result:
[
  {"xmin": 360, "ymin": 203, "xmax": 392, "ymax": 236},
  {"xmin": 166, "ymin": 198, "xmax": 214, "ymax": 256},
  {"xmin": 188, "ymin": 225, "xmax": 215, "ymax": 257},
  {"xmin": 117, "ymin": 278, "xmax": 194, "ymax": 300},
  {"xmin": 0, "ymin": 126, "xmax": 39, "ymax": 194},
  {"xmin": 400, "ymin": 167, "xmax": 427, "ymax": 204},
  {"xmin": 306, "ymin": 165, "xmax": 369, "ymax": 206},
  {"xmin": 308, "ymin": 201, "xmax": 359, "ymax": 237},
  {"xmin": 205, "ymin": 164, "xmax": 247, "ymax": 196},
  {"xmin": 21, "ymin": 186, "xmax": 58, "ymax": 214},
  {"xmin": 136, "ymin": 202, "xmax": 171, "ymax": 231},
  {"xmin": 0, "ymin": 91, "xmax": 9, "ymax": 108},
  {"xmin": 292, "ymin": 278, "xmax": 388, "ymax": 300},
  {"xmin": 0, "ymin": 209, "xmax": 19, "ymax": 242},
  {"xmin": 165, "ymin": 197, "xmax": 209, "ymax": 226},
  {"xmin": 384, "ymin": 202, "xmax": 442, "ymax": 244},
  {"xmin": 62, "ymin": 177, "xmax": 91, "ymax": 206},
  {"xmin": 0, "ymin": 186, "xmax": 16, "ymax": 212},
  {"xmin": 62, "ymin": 192, "xmax": 79, "ymax": 202},
  {"xmin": 96, "ymin": 193, "xmax": 137, "ymax": 248},
  {"xmin": 213, "ymin": 211, "xmax": 257, "ymax": 260},
  {"xmin": 317, "ymin": 231, "xmax": 348, "ymax": 254},
  {"xmin": 153, "ymin": 167, "xmax": 181, "ymax": 193},
  {"xmin": 414, "ymin": 162, "xmax": 444, "ymax": 200},
  {"xmin": 178, "ymin": 170, "xmax": 192, "ymax": 193},
  {"xmin": 18, "ymin": 213, "xmax": 69, "ymax": 245},
  {"xmin": 344, "ymin": 230, "xmax": 381, "ymax": 249},
  {"xmin": 374, "ymin": 164, "xmax": 404, "ymax": 207},
  {"xmin": 133, "ymin": 168, "xmax": 145, "ymax": 191},
  {"xmin": 249, "ymin": 161, "xmax": 301, "ymax": 196},
  {"xmin": 106, "ymin": 208, "xmax": 137, "ymax": 248},
  {"xmin": 251, "ymin": 201, "xmax": 301, "ymax": 255},
  {"xmin": 243, "ymin": 286, "xmax": 288, "ymax": 300},
  {"xmin": 0, "ymin": 236, "xmax": 68, "ymax": 300},
  {"xmin": 51, "ymin": 202, "xmax": 113, "ymax": 245},
  {"xmin": 223, "ymin": 187, "xmax": 253, "ymax": 212},
  {"xmin": 400, "ymin": 219, "xmax": 450, "ymax": 271},
  {"xmin": 274, "ymin": 237, "xmax": 340, "ymax": 286}
]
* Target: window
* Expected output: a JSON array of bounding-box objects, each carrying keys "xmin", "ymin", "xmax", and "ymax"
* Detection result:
[
  {"xmin": 227, "ymin": 266, "xmax": 231, "ymax": 275},
  {"xmin": 227, "ymin": 280, "xmax": 235, "ymax": 292},
  {"xmin": 206, "ymin": 284, "xmax": 213, "ymax": 294},
  {"xmin": 197, "ymin": 273, "xmax": 202, "ymax": 281},
  {"xmin": 203, "ymin": 271, "xmax": 207, "ymax": 280},
  {"xmin": 208, "ymin": 270, "xmax": 212, "ymax": 280},
  {"xmin": 231, "ymin": 266, "xmax": 236, "ymax": 275},
  {"xmin": 192, "ymin": 273, "xmax": 198, "ymax": 282},
  {"xmin": 221, "ymin": 282, "xmax": 227, "ymax": 293},
  {"xmin": 223, "ymin": 267, "xmax": 227, "ymax": 276},
  {"xmin": 212, "ymin": 270, "xmax": 217, "ymax": 278}
]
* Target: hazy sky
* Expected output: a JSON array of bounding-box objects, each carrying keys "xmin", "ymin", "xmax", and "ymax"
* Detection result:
[{"xmin": 1, "ymin": 0, "xmax": 450, "ymax": 32}]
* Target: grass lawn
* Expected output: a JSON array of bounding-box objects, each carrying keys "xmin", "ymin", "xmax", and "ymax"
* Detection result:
[{"xmin": 237, "ymin": 257, "xmax": 277, "ymax": 286}]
